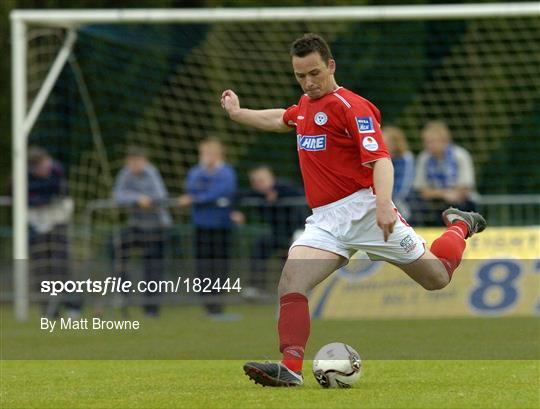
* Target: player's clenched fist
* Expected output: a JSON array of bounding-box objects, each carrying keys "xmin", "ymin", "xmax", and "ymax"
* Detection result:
[{"xmin": 221, "ymin": 90, "xmax": 240, "ymax": 116}]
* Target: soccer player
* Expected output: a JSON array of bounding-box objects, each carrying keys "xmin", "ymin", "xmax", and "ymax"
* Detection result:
[{"xmin": 220, "ymin": 33, "xmax": 486, "ymax": 387}]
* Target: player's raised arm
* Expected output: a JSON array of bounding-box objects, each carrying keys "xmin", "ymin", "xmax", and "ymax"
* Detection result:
[{"xmin": 221, "ymin": 89, "xmax": 291, "ymax": 133}]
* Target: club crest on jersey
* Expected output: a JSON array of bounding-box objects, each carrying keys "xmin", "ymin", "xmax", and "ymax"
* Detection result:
[
  {"xmin": 356, "ymin": 116, "xmax": 375, "ymax": 133},
  {"xmin": 297, "ymin": 134, "xmax": 326, "ymax": 151},
  {"xmin": 362, "ymin": 136, "xmax": 379, "ymax": 151},
  {"xmin": 314, "ymin": 112, "xmax": 328, "ymax": 126}
]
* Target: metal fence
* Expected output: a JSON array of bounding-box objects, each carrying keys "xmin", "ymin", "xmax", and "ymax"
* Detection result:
[{"xmin": 1, "ymin": 194, "xmax": 538, "ymax": 307}]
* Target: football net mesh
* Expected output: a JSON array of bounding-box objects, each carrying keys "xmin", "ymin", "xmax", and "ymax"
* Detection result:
[{"xmin": 14, "ymin": 15, "xmax": 540, "ymax": 303}]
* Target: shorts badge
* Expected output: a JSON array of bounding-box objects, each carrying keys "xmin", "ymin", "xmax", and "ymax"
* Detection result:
[{"xmin": 400, "ymin": 235, "xmax": 417, "ymax": 253}]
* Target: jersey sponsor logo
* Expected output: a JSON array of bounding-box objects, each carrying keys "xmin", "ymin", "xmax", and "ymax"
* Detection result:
[
  {"xmin": 356, "ymin": 116, "xmax": 375, "ymax": 133},
  {"xmin": 314, "ymin": 111, "xmax": 328, "ymax": 125},
  {"xmin": 362, "ymin": 136, "xmax": 379, "ymax": 151},
  {"xmin": 297, "ymin": 134, "xmax": 327, "ymax": 151}
]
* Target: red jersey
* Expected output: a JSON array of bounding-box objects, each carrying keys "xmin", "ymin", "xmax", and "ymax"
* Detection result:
[{"xmin": 282, "ymin": 87, "xmax": 390, "ymax": 208}]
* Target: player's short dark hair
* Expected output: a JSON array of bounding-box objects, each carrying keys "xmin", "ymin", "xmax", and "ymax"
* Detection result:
[{"xmin": 290, "ymin": 33, "xmax": 333, "ymax": 63}]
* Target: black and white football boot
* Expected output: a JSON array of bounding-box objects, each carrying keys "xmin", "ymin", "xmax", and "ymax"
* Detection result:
[
  {"xmin": 243, "ymin": 362, "xmax": 304, "ymax": 387},
  {"xmin": 442, "ymin": 207, "xmax": 487, "ymax": 238}
]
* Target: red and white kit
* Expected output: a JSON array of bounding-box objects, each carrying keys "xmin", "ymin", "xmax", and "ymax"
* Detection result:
[{"xmin": 283, "ymin": 87, "xmax": 425, "ymax": 263}]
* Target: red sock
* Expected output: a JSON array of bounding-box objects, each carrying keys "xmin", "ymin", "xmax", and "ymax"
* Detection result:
[
  {"xmin": 430, "ymin": 221, "xmax": 469, "ymax": 279},
  {"xmin": 278, "ymin": 292, "xmax": 310, "ymax": 373}
]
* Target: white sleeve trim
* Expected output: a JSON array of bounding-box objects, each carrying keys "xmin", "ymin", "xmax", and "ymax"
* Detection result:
[{"xmin": 333, "ymin": 92, "xmax": 352, "ymax": 108}]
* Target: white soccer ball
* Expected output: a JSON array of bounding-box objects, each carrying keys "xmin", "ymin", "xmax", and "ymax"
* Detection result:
[{"xmin": 312, "ymin": 342, "xmax": 362, "ymax": 388}]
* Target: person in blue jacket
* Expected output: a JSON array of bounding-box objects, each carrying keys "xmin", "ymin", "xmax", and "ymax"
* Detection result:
[{"xmin": 178, "ymin": 138, "xmax": 237, "ymax": 317}]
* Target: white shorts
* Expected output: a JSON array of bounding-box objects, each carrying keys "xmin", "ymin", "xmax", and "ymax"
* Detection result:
[{"xmin": 290, "ymin": 188, "xmax": 425, "ymax": 264}]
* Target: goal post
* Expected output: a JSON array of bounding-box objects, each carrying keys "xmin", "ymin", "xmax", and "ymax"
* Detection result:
[{"xmin": 10, "ymin": 3, "xmax": 540, "ymax": 320}]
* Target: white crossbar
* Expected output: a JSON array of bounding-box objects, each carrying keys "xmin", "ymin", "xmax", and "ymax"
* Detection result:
[{"xmin": 10, "ymin": 3, "xmax": 540, "ymax": 26}]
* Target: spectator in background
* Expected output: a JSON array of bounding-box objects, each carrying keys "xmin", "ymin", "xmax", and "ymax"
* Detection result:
[
  {"xmin": 382, "ymin": 126, "xmax": 415, "ymax": 220},
  {"xmin": 232, "ymin": 165, "xmax": 306, "ymax": 298},
  {"xmin": 113, "ymin": 146, "xmax": 171, "ymax": 317},
  {"xmin": 178, "ymin": 138, "xmax": 238, "ymax": 319},
  {"xmin": 27, "ymin": 147, "xmax": 77, "ymax": 318},
  {"xmin": 414, "ymin": 121, "xmax": 477, "ymax": 226}
]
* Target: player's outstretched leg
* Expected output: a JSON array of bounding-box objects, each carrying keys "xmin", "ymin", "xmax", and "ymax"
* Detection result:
[
  {"xmin": 442, "ymin": 207, "xmax": 487, "ymax": 238},
  {"xmin": 400, "ymin": 207, "xmax": 487, "ymax": 290},
  {"xmin": 429, "ymin": 207, "xmax": 487, "ymax": 279},
  {"xmin": 243, "ymin": 246, "xmax": 345, "ymax": 387}
]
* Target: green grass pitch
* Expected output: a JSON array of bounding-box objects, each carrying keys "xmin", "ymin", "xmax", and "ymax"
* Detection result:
[
  {"xmin": 1, "ymin": 305, "xmax": 539, "ymax": 408},
  {"xmin": 2, "ymin": 360, "xmax": 538, "ymax": 409}
]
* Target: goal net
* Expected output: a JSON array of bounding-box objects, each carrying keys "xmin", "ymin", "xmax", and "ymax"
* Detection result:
[{"xmin": 8, "ymin": 4, "xmax": 540, "ymax": 318}]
